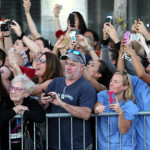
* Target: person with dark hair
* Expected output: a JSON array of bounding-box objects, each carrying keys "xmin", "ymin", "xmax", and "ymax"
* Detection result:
[
  {"xmin": 53, "ymin": 4, "xmax": 87, "ymax": 38},
  {"xmin": 84, "ymin": 29, "xmax": 100, "ymax": 50},
  {"xmin": 8, "ymin": 52, "xmax": 64, "ymax": 96},
  {"xmin": 0, "ymin": 65, "xmax": 14, "ymax": 93},
  {"xmin": 35, "ymin": 37, "xmax": 53, "ymax": 52},
  {"xmin": 0, "ymin": 49, "xmax": 6, "ymax": 67}
]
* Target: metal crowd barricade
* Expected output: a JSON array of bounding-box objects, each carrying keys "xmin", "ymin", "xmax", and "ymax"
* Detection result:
[{"xmin": 9, "ymin": 112, "xmax": 150, "ymax": 150}]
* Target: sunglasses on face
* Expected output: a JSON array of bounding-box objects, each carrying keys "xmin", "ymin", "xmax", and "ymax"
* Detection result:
[
  {"xmin": 9, "ymin": 84, "xmax": 26, "ymax": 93},
  {"xmin": 67, "ymin": 49, "xmax": 85, "ymax": 64},
  {"xmin": 36, "ymin": 58, "xmax": 47, "ymax": 64}
]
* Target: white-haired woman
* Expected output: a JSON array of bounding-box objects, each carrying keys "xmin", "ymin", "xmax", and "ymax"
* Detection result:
[{"xmin": 0, "ymin": 74, "xmax": 45, "ymax": 150}]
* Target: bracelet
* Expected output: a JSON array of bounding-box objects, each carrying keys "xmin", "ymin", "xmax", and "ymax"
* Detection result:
[
  {"xmin": 4, "ymin": 35, "xmax": 10, "ymax": 37},
  {"xmin": 17, "ymin": 32, "xmax": 25, "ymax": 40},
  {"xmin": 118, "ymin": 111, "xmax": 123, "ymax": 116},
  {"xmin": 87, "ymin": 47, "xmax": 94, "ymax": 52}
]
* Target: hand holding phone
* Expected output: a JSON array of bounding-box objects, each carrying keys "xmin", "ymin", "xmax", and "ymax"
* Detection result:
[
  {"xmin": 124, "ymin": 31, "xmax": 130, "ymax": 45},
  {"xmin": 42, "ymin": 89, "xmax": 55, "ymax": 100}
]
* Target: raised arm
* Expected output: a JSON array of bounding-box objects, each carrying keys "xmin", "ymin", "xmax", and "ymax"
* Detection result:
[
  {"xmin": 53, "ymin": 4, "xmax": 62, "ymax": 31},
  {"xmin": 136, "ymin": 21, "xmax": 150, "ymax": 41},
  {"xmin": 123, "ymin": 44, "xmax": 150, "ymax": 84},
  {"xmin": 10, "ymin": 20, "xmax": 41, "ymax": 56},
  {"xmin": 23, "ymin": 1, "xmax": 41, "ymax": 39}
]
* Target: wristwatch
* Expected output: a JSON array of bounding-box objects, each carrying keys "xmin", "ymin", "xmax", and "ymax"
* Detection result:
[
  {"xmin": 17, "ymin": 32, "xmax": 25, "ymax": 40},
  {"xmin": 87, "ymin": 46, "xmax": 94, "ymax": 52}
]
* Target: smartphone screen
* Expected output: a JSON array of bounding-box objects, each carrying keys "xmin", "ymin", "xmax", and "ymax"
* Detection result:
[{"xmin": 130, "ymin": 34, "xmax": 139, "ymax": 41}]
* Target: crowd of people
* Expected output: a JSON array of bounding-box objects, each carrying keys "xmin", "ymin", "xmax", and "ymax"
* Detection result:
[{"xmin": 0, "ymin": 1, "xmax": 150, "ymax": 150}]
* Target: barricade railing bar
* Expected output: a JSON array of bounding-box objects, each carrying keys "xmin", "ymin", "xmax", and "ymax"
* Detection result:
[{"xmin": 9, "ymin": 112, "xmax": 150, "ymax": 150}]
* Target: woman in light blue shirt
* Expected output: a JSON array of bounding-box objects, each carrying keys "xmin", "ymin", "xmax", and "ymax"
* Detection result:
[{"xmin": 94, "ymin": 71, "xmax": 139, "ymax": 150}]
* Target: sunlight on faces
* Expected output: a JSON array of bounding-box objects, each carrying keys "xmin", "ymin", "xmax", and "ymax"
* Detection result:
[
  {"xmin": 13, "ymin": 39, "xmax": 27, "ymax": 53},
  {"xmin": 109, "ymin": 74, "xmax": 127, "ymax": 94},
  {"xmin": 10, "ymin": 82, "xmax": 28, "ymax": 104},
  {"xmin": 86, "ymin": 60, "xmax": 101, "ymax": 79},
  {"xmin": 65, "ymin": 58, "xmax": 83, "ymax": 80},
  {"xmin": 35, "ymin": 54, "xmax": 46, "ymax": 77}
]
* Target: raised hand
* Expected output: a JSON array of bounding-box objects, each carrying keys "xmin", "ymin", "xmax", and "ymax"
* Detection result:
[
  {"xmin": 10, "ymin": 20, "xmax": 22, "ymax": 37},
  {"xmin": 53, "ymin": 4, "xmax": 61, "ymax": 18},
  {"xmin": 104, "ymin": 23, "xmax": 120, "ymax": 43},
  {"xmin": 23, "ymin": 0, "xmax": 31, "ymax": 13},
  {"xmin": 109, "ymin": 98, "xmax": 123, "ymax": 115}
]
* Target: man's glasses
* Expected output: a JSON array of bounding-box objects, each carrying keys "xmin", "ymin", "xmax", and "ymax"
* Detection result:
[
  {"xmin": 9, "ymin": 84, "xmax": 26, "ymax": 93},
  {"xmin": 36, "ymin": 58, "xmax": 47, "ymax": 64},
  {"xmin": 67, "ymin": 49, "xmax": 85, "ymax": 64}
]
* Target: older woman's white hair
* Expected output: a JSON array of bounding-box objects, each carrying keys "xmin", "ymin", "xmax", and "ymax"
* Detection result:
[{"xmin": 11, "ymin": 74, "xmax": 36, "ymax": 94}]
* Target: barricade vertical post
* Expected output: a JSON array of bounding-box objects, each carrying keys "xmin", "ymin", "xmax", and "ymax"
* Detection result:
[
  {"xmin": 132, "ymin": 121, "xmax": 134, "ymax": 150},
  {"xmin": 71, "ymin": 117, "xmax": 73, "ymax": 150},
  {"xmin": 46, "ymin": 117, "xmax": 49, "ymax": 150},
  {"xmin": 144, "ymin": 115, "xmax": 146, "ymax": 150},
  {"xmin": 108, "ymin": 116, "xmax": 109, "ymax": 150},
  {"xmin": 58, "ymin": 117, "xmax": 61, "ymax": 150},
  {"xmin": 33, "ymin": 122, "xmax": 36, "ymax": 150},
  {"xmin": 9, "ymin": 120, "xmax": 11, "ymax": 150},
  {"xmin": 95, "ymin": 116, "xmax": 98, "ymax": 150},
  {"xmin": 21, "ymin": 118, "xmax": 24, "ymax": 150},
  {"xmin": 83, "ymin": 120, "xmax": 85, "ymax": 150},
  {"xmin": 120, "ymin": 133, "xmax": 122, "ymax": 150}
]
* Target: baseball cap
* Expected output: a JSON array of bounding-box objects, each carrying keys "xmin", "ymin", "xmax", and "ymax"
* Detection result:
[{"xmin": 60, "ymin": 50, "xmax": 86, "ymax": 65}]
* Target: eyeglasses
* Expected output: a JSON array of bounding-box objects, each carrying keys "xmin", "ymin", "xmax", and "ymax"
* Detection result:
[
  {"xmin": 36, "ymin": 58, "xmax": 46, "ymax": 64},
  {"xmin": 67, "ymin": 49, "xmax": 85, "ymax": 64},
  {"xmin": 9, "ymin": 84, "xmax": 26, "ymax": 93}
]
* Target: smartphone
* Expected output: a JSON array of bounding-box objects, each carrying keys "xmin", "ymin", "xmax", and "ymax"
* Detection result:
[
  {"xmin": 105, "ymin": 16, "xmax": 112, "ymax": 25},
  {"xmin": 42, "ymin": 89, "xmax": 55, "ymax": 99},
  {"xmin": 124, "ymin": 31, "xmax": 130, "ymax": 45},
  {"xmin": 130, "ymin": 34, "xmax": 139, "ymax": 41},
  {"xmin": 62, "ymin": 37, "xmax": 71, "ymax": 46},
  {"xmin": 69, "ymin": 13, "xmax": 75, "ymax": 28},
  {"xmin": 70, "ymin": 31, "xmax": 76, "ymax": 43},
  {"xmin": 42, "ymin": 89, "xmax": 49, "ymax": 96},
  {"xmin": 107, "ymin": 90, "xmax": 116, "ymax": 105},
  {"xmin": 72, "ymin": 29, "xmax": 80, "ymax": 35}
]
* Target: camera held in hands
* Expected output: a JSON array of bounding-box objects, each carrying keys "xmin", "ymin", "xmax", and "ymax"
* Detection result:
[{"xmin": 1, "ymin": 20, "xmax": 16, "ymax": 31}]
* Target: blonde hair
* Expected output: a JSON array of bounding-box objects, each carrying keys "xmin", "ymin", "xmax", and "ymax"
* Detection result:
[{"xmin": 114, "ymin": 71, "xmax": 135, "ymax": 103}]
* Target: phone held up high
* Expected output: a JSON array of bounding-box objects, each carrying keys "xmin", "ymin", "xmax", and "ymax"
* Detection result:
[
  {"xmin": 69, "ymin": 13, "xmax": 75, "ymax": 28},
  {"xmin": 105, "ymin": 16, "xmax": 113, "ymax": 26}
]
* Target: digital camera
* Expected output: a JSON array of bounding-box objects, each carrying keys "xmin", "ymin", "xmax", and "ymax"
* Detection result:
[{"xmin": 1, "ymin": 20, "xmax": 15, "ymax": 31}]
